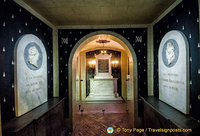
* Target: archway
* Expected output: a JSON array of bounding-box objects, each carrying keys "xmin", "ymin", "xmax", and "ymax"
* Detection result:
[{"xmin": 68, "ymin": 31, "xmax": 140, "ymax": 130}]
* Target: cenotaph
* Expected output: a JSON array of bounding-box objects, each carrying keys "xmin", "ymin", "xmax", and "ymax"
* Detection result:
[
  {"xmin": 14, "ymin": 34, "xmax": 47, "ymax": 116},
  {"xmin": 159, "ymin": 30, "xmax": 189, "ymax": 114},
  {"xmin": 86, "ymin": 52, "xmax": 119, "ymax": 100}
]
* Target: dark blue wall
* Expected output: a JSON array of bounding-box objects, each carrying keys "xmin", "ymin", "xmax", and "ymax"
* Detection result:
[
  {"xmin": 0, "ymin": 0, "xmax": 53, "ymax": 123},
  {"xmin": 153, "ymin": 0, "xmax": 200, "ymax": 120},
  {"xmin": 58, "ymin": 28, "xmax": 147, "ymax": 117}
]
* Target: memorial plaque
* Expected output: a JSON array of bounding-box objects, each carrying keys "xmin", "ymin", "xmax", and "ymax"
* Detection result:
[
  {"xmin": 14, "ymin": 34, "xmax": 47, "ymax": 117},
  {"xmin": 159, "ymin": 30, "xmax": 189, "ymax": 114},
  {"xmin": 98, "ymin": 59, "xmax": 109, "ymax": 73},
  {"xmin": 94, "ymin": 53, "xmax": 113, "ymax": 79}
]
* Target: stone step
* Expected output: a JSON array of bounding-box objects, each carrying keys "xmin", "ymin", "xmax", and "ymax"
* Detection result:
[{"xmin": 83, "ymin": 98, "xmax": 123, "ymax": 104}]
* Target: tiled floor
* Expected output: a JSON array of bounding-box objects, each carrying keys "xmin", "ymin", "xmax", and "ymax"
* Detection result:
[
  {"xmin": 79, "ymin": 102, "xmax": 128, "ymax": 114},
  {"xmin": 72, "ymin": 102, "xmax": 141, "ymax": 136}
]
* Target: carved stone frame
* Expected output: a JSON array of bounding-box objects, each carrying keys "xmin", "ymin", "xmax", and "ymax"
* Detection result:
[{"xmin": 94, "ymin": 53, "xmax": 113, "ymax": 79}]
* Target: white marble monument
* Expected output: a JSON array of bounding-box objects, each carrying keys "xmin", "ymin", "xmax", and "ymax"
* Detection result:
[
  {"xmin": 159, "ymin": 30, "xmax": 189, "ymax": 114},
  {"xmin": 86, "ymin": 52, "xmax": 120, "ymax": 100},
  {"xmin": 14, "ymin": 34, "xmax": 47, "ymax": 116}
]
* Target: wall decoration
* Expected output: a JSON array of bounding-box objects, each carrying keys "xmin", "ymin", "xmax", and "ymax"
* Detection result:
[
  {"xmin": 95, "ymin": 52, "xmax": 113, "ymax": 79},
  {"xmin": 162, "ymin": 39, "xmax": 179, "ymax": 67},
  {"xmin": 153, "ymin": 0, "xmax": 200, "ymax": 119},
  {"xmin": 14, "ymin": 34, "xmax": 47, "ymax": 117},
  {"xmin": 0, "ymin": 0, "xmax": 53, "ymax": 123},
  {"xmin": 98, "ymin": 59, "xmax": 109, "ymax": 73},
  {"xmin": 159, "ymin": 30, "xmax": 189, "ymax": 114},
  {"xmin": 24, "ymin": 42, "xmax": 43, "ymax": 70}
]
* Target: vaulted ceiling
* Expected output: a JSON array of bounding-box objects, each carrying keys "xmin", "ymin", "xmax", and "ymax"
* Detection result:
[{"xmin": 22, "ymin": 0, "xmax": 177, "ymax": 26}]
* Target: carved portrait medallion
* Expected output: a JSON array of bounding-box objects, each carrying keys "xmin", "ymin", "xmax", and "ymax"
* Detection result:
[
  {"xmin": 162, "ymin": 39, "xmax": 179, "ymax": 67},
  {"xmin": 24, "ymin": 42, "xmax": 43, "ymax": 70}
]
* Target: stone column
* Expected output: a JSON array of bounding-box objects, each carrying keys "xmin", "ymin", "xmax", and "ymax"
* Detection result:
[
  {"xmin": 80, "ymin": 52, "xmax": 86, "ymax": 101},
  {"xmin": 147, "ymin": 25, "xmax": 154, "ymax": 96},
  {"xmin": 121, "ymin": 51, "xmax": 128, "ymax": 99},
  {"xmin": 53, "ymin": 28, "xmax": 59, "ymax": 97}
]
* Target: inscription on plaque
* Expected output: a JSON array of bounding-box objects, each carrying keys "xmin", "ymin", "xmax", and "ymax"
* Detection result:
[
  {"xmin": 14, "ymin": 34, "xmax": 47, "ymax": 117},
  {"xmin": 94, "ymin": 52, "xmax": 113, "ymax": 79},
  {"xmin": 98, "ymin": 59, "xmax": 109, "ymax": 73}
]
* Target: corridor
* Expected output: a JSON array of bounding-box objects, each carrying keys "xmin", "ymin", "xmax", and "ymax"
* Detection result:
[{"xmin": 2, "ymin": 0, "xmax": 200, "ymax": 136}]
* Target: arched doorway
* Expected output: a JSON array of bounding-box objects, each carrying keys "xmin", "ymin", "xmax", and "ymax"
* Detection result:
[{"xmin": 68, "ymin": 31, "xmax": 140, "ymax": 130}]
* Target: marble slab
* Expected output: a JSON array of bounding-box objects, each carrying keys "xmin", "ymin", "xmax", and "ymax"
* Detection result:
[
  {"xmin": 14, "ymin": 34, "xmax": 47, "ymax": 117},
  {"xmin": 86, "ymin": 78, "xmax": 119, "ymax": 100},
  {"xmin": 159, "ymin": 30, "xmax": 189, "ymax": 114},
  {"xmin": 94, "ymin": 53, "xmax": 113, "ymax": 79}
]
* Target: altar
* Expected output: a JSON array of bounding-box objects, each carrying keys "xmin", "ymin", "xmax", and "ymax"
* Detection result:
[{"xmin": 86, "ymin": 51, "xmax": 121, "ymax": 101}]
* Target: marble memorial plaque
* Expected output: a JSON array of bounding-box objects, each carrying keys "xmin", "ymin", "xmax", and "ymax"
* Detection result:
[
  {"xmin": 94, "ymin": 53, "xmax": 113, "ymax": 79},
  {"xmin": 14, "ymin": 34, "xmax": 47, "ymax": 117},
  {"xmin": 98, "ymin": 59, "xmax": 109, "ymax": 73},
  {"xmin": 159, "ymin": 30, "xmax": 189, "ymax": 114}
]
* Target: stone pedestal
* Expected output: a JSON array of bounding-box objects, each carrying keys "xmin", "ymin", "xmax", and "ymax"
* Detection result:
[{"xmin": 86, "ymin": 78, "xmax": 119, "ymax": 100}]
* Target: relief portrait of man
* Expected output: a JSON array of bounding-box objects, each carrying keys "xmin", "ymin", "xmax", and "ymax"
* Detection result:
[
  {"xmin": 28, "ymin": 46, "xmax": 39, "ymax": 68},
  {"xmin": 166, "ymin": 41, "xmax": 175, "ymax": 65}
]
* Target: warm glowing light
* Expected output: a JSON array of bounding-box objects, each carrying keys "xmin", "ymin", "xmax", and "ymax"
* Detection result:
[
  {"xmin": 101, "ymin": 50, "xmax": 107, "ymax": 54},
  {"xmin": 111, "ymin": 61, "xmax": 119, "ymax": 64},
  {"xmin": 111, "ymin": 60, "xmax": 119, "ymax": 68},
  {"xmin": 89, "ymin": 60, "xmax": 96, "ymax": 68},
  {"xmin": 92, "ymin": 60, "xmax": 96, "ymax": 64}
]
